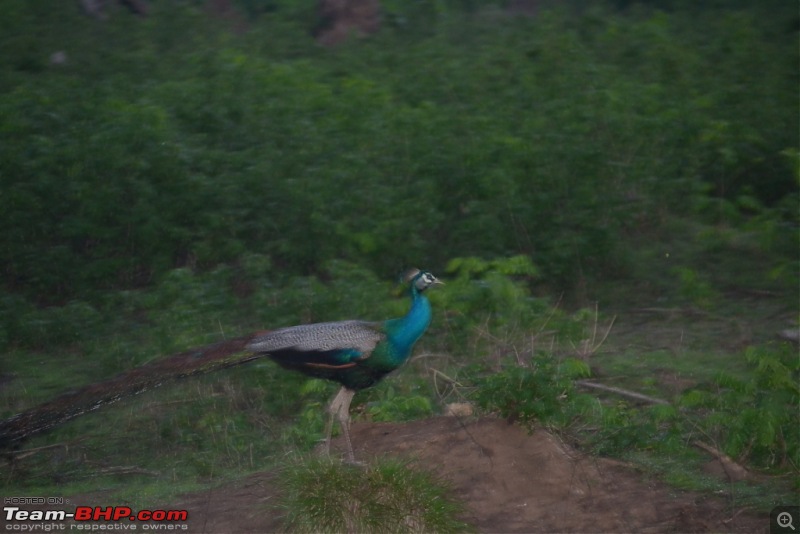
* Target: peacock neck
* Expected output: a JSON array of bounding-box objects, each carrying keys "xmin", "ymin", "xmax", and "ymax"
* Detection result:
[{"xmin": 385, "ymin": 287, "xmax": 432, "ymax": 359}]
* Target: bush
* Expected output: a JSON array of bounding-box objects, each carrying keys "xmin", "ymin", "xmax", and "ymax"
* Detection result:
[
  {"xmin": 472, "ymin": 356, "xmax": 594, "ymax": 429},
  {"xmin": 1, "ymin": 2, "xmax": 795, "ymax": 303},
  {"xmin": 680, "ymin": 343, "xmax": 800, "ymax": 471}
]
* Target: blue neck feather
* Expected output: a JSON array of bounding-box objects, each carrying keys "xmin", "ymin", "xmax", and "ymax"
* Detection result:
[{"xmin": 384, "ymin": 286, "xmax": 432, "ymax": 361}]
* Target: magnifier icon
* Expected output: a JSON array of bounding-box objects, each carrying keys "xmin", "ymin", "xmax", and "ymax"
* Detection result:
[{"xmin": 778, "ymin": 511, "xmax": 796, "ymax": 531}]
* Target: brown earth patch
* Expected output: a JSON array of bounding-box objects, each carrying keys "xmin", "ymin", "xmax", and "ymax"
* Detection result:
[{"xmin": 169, "ymin": 416, "xmax": 767, "ymax": 533}]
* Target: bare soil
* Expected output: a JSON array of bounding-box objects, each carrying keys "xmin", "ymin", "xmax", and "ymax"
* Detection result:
[{"xmin": 172, "ymin": 416, "xmax": 768, "ymax": 533}]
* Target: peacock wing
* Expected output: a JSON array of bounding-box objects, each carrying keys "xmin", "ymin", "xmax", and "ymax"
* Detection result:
[{"xmin": 246, "ymin": 320, "xmax": 384, "ymax": 367}]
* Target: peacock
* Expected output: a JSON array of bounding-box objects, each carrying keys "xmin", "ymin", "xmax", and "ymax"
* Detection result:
[
  {"xmin": 246, "ymin": 268, "xmax": 442, "ymax": 462},
  {"xmin": 0, "ymin": 269, "xmax": 441, "ymax": 464}
]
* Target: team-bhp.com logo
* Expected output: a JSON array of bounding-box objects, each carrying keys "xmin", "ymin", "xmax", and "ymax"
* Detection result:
[{"xmin": 4, "ymin": 505, "xmax": 188, "ymax": 530}]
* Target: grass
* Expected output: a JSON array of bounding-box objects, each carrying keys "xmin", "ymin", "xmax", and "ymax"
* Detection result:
[
  {"xmin": 624, "ymin": 452, "xmax": 797, "ymax": 512},
  {"xmin": 594, "ymin": 345, "xmax": 752, "ymax": 398},
  {"xmin": 5, "ymin": 377, "xmax": 275, "ymax": 490},
  {"xmin": 278, "ymin": 458, "xmax": 472, "ymax": 534}
]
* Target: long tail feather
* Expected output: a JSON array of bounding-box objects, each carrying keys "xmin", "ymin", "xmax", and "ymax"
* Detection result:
[{"xmin": 0, "ymin": 334, "xmax": 264, "ymax": 450}]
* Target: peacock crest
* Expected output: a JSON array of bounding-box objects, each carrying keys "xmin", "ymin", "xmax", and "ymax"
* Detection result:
[{"xmin": 403, "ymin": 268, "xmax": 442, "ymax": 293}]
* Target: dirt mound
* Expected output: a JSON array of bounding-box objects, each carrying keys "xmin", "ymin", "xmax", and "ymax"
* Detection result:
[{"xmin": 173, "ymin": 416, "xmax": 767, "ymax": 533}]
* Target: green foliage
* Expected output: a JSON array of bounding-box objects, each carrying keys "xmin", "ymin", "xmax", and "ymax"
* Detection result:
[
  {"xmin": 585, "ymin": 401, "xmax": 685, "ymax": 458},
  {"xmin": 436, "ymin": 256, "xmax": 549, "ymax": 348},
  {"xmin": 456, "ymin": 267, "xmax": 798, "ymax": 476},
  {"xmin": 470, "ymin": 340, "xmax": 799, "ymax": 490},
  {"xmin": 366, "ymin": 386, "xmax": 434, "ymax": 422},
  {"xmin": 671, "ymin": 266, "xmax": 719, "ymax": 309},
  {"xmin": 678, "ymin": 343, "xmax": 800, "ymax": 471},
  {"xmin": 0, "ymin": 294, "xmax": 103, "ymax": 349},
  {"xmin": 582, "ymin": 342, "xmax": 797, "ymax": 473},
  {"xmin": 446, "ymin": 255, "xmax": 539, "ymax": 279},
  {"xmin": 279, "ymin": 458, "xmax": 472, "ymax": 533},
  {"xmin": 281, "ymin": 379, "xmax": 331, "ymax": 451},
  {"xmin": 472, "ymin": 356, "xmax": 593, "ymax": 429},
  {"xmin": 1, "ymin": 1, "xmax": 795, "ymax": 304}
]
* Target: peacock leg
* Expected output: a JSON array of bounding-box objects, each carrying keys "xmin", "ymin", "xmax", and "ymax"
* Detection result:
[
  {"xmin": 337, "ymin": 390, "xmax": 356, "ymax": 463},
  {"xmin": 323, "ymin": 402, "xmax": 337, "ymax": 456},
  {"xmin": 325, "ymin": 387, "xmax": 357, "ymax": 462}
]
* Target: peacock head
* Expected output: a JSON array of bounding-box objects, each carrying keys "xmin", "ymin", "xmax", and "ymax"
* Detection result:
[{"xmin": 404, "ymin": 268, "xmax": 443, "ymax": 293}]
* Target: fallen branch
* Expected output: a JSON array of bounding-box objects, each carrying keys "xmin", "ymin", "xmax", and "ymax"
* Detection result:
[
  {"xmin": 11, "ymin": 441, "xmax": 78, "ymax": 461},
  {"xmin": 92, "ymin": 465, "xmax": 160, "ymax": 477},
  {"xmin": 693, "ymin": 440, "xmax": 753, "ymax": 482},
  {"xmin": 575, "ymin": 380, "xmax": 670, "ymax": 406}
]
